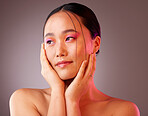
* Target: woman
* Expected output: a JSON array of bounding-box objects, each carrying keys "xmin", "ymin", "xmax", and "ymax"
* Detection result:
[{"xmin": 9, "ymin": 3, "xmax": 140, "ymax": 116}]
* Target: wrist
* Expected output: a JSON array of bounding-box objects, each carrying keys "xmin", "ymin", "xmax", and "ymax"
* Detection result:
[
  {"xmin": 51, "ymin": 86, "xmax": 65, "ymax": 95},
  {"xmin": 65, "ymin": 96, "xmax": 79, "ymax": 105},
  {"xmin": 50, "ymin": 90, "xmax": 65, "ymax": 101},
  {"xmin": 65, "ymin": 92, "xmax": 81, "ymax": 103}
]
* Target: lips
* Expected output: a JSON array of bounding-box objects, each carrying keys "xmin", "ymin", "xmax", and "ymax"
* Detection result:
[{"xmin": 55, "ymin": 61, "xmax": 73, "ymax": 68}]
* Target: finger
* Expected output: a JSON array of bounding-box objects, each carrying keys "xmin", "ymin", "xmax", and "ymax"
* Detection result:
[
  {"xmin": 92, "ymin": 53, "xmax": 96, "ymax": 73},
  {"xmin": 90, "ymin": 53, "xmax": 96, "ymax": 78},
  {"xmin": 40, "ymin": 43, "xmax": 52, "ymax": 70},
  {"xmin": 88, "ymin": 53, "xmax": 96, "ymax": 80},
  {"xmin": 40, "ymin": 43, "xmax": 47, "ymax": 65},
  {"xmin": 40, "ymin": 43, "xmax": 44, "ymax": 61},
  {"xmin": 77, "ymin": 60, "xmax": 88, "ymax": 79},
  {"xmin": 84, "ymin": 53, "xmax": 95, "ymax": 79},
  {"xmin": 72, "ymin": 60, "xmax": 88, "ymax": 83},
  {"xmin": 40, "ymin": 43, "xmax": 48, "ymax": 63}
]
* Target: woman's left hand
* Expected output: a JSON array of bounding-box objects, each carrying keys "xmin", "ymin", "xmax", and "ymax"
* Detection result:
[{"xmin": 65, "ymin": 53, "xmax": 96, "ymax": 103}]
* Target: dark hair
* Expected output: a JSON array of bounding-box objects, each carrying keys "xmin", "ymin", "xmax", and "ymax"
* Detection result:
[{"xmin": 43, "ymin": 2, "xmax": 101, "ymax": 54}]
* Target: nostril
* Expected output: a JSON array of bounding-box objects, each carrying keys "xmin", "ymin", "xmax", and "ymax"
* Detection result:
[
  {"xmin": 55, "ymin": 42, "xmax": 68, "ymax": 57},
  {"xmin": 56, "ymin": 53, "xmax": 65, "ymax": 57},
  {"xmin": 56, "ymin": 47, "xmax": 68, "ymax": 57}
]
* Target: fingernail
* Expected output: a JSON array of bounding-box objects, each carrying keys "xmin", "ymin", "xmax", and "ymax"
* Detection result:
[
  {"xmin": 84, "ymin": 60, "xmax": 88, "ymax": 65},
  {"xmin": 41, "ymin": 43, "xmax": 43, "ymax": 47}
]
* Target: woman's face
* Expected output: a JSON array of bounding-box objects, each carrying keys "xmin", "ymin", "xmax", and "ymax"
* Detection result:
[{"xmin": 44, "ymin": 11, "xmax": 94, "ymax": 80}]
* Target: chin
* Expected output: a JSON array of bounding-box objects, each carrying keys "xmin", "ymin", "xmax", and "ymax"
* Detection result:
[
  {"xmin": 58, "ymin": 71, "xmax": 77, "ymax": 81},
  {"xmin": 60, "ymin": 74, "xmax": 75, "ymax": 81},
  {"xmin": 61, "ymin": 77, "xmax": 74, "ymax": 81}
]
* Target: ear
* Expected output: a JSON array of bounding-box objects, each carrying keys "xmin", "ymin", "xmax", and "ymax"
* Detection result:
[{"xmin": 93, "ymin": 36, "xmax": 101, "ymax": 54}]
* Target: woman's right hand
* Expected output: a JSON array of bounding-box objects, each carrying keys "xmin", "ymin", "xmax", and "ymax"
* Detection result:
[{"xmin": 40, "ymin": 43, "xmax": 65, "ymax": 92}]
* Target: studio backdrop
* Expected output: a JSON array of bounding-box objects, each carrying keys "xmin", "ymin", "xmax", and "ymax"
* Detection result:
[{"xmin": 1, "ymin": 0, "xmax": 148, "ymax": 116}]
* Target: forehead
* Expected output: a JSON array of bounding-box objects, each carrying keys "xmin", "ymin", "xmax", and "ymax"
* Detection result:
[{"xmin": 44, "ymin": 11, "xmax": 82, "ymax": 35}]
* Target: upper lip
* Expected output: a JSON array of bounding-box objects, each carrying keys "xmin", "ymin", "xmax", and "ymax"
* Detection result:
[{"xmin": 55, "ymin": 60, "xmax": 73, "ymax": 66}]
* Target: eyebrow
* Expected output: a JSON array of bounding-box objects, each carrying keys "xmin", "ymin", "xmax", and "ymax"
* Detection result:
[{"xmin": 44, "ymin": 29, "xmax": 78, "ymax": 38}]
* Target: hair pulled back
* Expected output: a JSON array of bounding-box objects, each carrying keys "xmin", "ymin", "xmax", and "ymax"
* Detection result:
[{"xmin": 43, "ymin": 2, "xmax": 101, "ymax": 54}]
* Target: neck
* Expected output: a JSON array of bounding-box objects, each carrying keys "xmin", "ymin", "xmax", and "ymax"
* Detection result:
[
  {"xmin": 79, "ymin": 79, "xmax": 99, "ymax": 105},
  {"xmin": 64, "ymin": 78, "xmax": 110, "ymax": 106},
  {"xmin": 79, "ymin": 79, "xmax": 111, "ymax": 106},
  {"xmin": 64, "ymin": 78, "xmax": 74, "ymax": 89}
]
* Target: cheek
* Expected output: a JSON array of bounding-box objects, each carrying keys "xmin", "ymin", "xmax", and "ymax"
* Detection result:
[
  {"xmin": 85, "ymin": 40, "xmax": 93, "ymax": 54},
  {"xmin": 76, "ymin": 41, "xmax": 92, "ymax": 61},
  {"xmin": 76, "ymin": 43, "xmax": 88, "ymax": 61}
]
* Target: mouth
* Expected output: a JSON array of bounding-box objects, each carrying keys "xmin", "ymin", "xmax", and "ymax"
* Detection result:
[{"xmin": 55, "ymin": 61, "xmax": 73, "ymax": 68}]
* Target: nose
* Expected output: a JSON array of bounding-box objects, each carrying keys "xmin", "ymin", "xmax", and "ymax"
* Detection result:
[{"xmin": 56, "ymin": 42, "xmax": 68, "ymax": 57}]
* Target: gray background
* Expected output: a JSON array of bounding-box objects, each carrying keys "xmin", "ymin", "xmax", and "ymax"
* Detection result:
[{"xmin": 1, "ymin": 0, "xmax": 148, "ymax": 116}]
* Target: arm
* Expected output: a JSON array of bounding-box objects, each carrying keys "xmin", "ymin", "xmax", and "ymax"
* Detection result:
[
  {"xmin": 66, "ymin": 99, "xmax": 81, "ymax": 116},
  {"xmin": 65, "ymin": 53, "xmax": 96, "ymax": 116},
  {"xmin": 40, "ymin": 43, "xmax": 66, "ymax": 116},
  {"xmin": 47, "ymin": 89, "xmax": 66, "ymax": 116}
]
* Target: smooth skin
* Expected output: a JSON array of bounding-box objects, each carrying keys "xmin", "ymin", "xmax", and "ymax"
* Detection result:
[{"xmin": 9, "ymin": 11, "xmax": 140, "ymax": 116}]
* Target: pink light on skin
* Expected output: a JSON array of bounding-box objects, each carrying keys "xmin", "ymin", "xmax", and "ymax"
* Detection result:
[
  {"xmin": 44, "ymin": 32, "xmax": 80, "ymax": 49},
  {"xmin": 65, "ymin": 32, "xmax": 80, "ymax": 42},
  {"xmin": 44, "ymin": 38, "xmax": 55, "ymax": 49}
]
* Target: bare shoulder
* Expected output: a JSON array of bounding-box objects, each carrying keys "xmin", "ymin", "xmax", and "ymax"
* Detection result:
[
  {"xmin": 9, "ymin": 88, "xmax": 51, "ymax": 116},
  {"xmin": 106, "ymin": 98, "xmax": 140, "ymax": 116},
  {"xmin": 10, "ymin": 88, "xmax": 50, "ymax": 102}
]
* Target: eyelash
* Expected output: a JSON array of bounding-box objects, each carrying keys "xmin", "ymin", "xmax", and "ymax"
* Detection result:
[
  {"xmin": 65, "ymin": 36, "xmax": 76, "ymax": 42},
  {"xmin": 45, "ymin": 36, "xmax": 77, "ymax": 45},
  {"xmin": 46, "ymin": 39, "xmax": 54, "ymax": 45}
]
